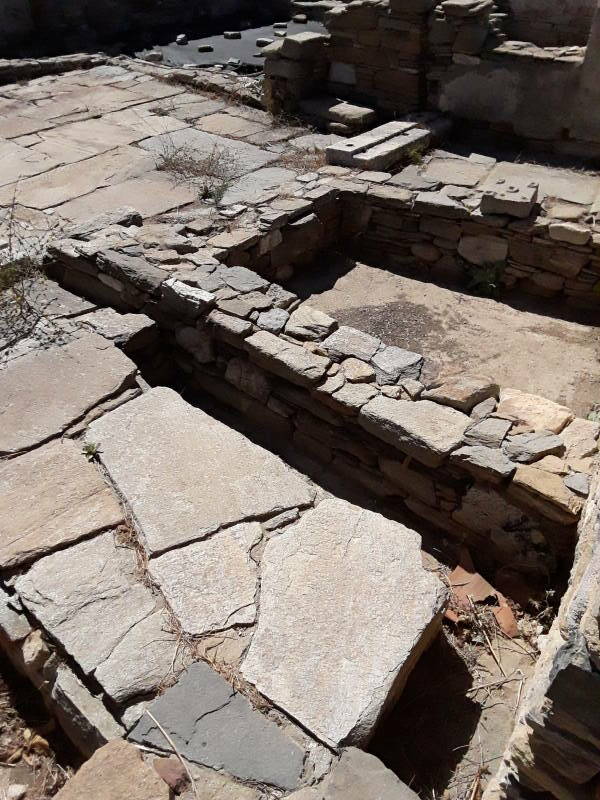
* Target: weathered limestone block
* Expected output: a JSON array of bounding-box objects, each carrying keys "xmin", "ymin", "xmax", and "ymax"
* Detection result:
[
  {"xmin": 89, "ymin": 388, "xmax": 314, "ymax": 554},
  {"xmin": 496, "ymin": 389, "xmax": 574, "ymax": 434},
  {"xmin": 96, "ymin": 249, "xmax": 166, "ymax": 295},
  {"xmin": 129, "ymin": 661, "xmax": 304, "ymax": 790},
  {"xmin": 560, "ymin": 418, "xmax": 599, "ymax": 460},
  {"xmin": 281, "ymin": 31, "xmax": 328, "ymax": 60},
  {"xmin": 160, "ymin": 277, "xmax": 214, "ymax": 318},
  {"xmin": 0, "ymin": 439, "xmax": 123, "ymax": 568},
  {"xmin": 548, "ymin": 222, "xmax": 591, "ymax": 246},
  {"xmin": 359, "ymin": 396, "xmax": 470, "ymax": 467},
  {"xmin": 225, "ymin": 357, "xmax": 271, "ymax": 402},
  {"xmin": 508, "ymin": 465, "xmax": 583, "ymax": 524},
  {"xmin": 463, "ymin": 416, "xmax": 512, "ymax": 447},
  {"xmin": 0, "ymin": 333, "xmax": 137, "ymax": 456},
  {"xmin": 54, "ymin": 740, "xmax": 169, "ymax": 800},
  {"xmin": 77, "ymin": 308, "xmax": 156, "ymax": 351},
  {"xmin": 0, "ymin": 588, "xmax": 31, "ymax": 646},
  {"xmin": 245, "ymin": 330, "xmax": 331, "ymax": 387},
  {"xmin": 64, "ymin": 207, "xmax": 142, "ymax": 240},
  {"xmin": 288, "ymin": 748, "xmax": 420, "ymax": 800},
  {"xmin": 503, "ymin": 431, "xmax": 565, "ymax": 463},
  {"xmin": 241, "ymin": 499, "xmax": 446, "ymax": 747},
  {"xmin": 149, "ymin": 522, "xmax": 261, "ymax": 635},
  {"xmin": 450, "ymin": 445, "xmax": 515, "ymax": 483},
  {"xmin": 458, "ymin": 235, "xmax": 508, "ymax": 265},
  {"xmin": 423, "ymin": 374, "xmax": 498, "ymax": 412},
  {"xmin": 208, "ymin": 309, "xmax": 253, "ymax": 346},
  {"xmin": 286, "ymin": 304, "xmax": 337, "ymax": 341},
  {"xmin": 322, "ymin": 325, "xmax": 381, "ymax": 361},
  {"xmin": 480, "ymin": 177, "xmax": 538, "ymax": 218},
  {"xmin": 371, "ymin": 346, "xmax": 423, "ymax": 385}
]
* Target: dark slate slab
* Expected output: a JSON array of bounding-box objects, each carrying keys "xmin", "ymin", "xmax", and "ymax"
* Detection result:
[{"xmin": 128, "ymin": 661, "xmax": 304, "ymax": 790}]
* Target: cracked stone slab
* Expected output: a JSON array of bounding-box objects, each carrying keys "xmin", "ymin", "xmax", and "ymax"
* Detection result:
[
  {"xmin": 89, "ymin": 387, "xmax": 315, "ymax": 554},
  {"xmin": 149, "ymin": 522, "xmax": 262, "ymax": 636},
  {"xmin": 0, "ymin": 332, "xmax": 137, "ymax": 456},
  {"xmin": 138, "ymin": 128, "xmax": 279, "ymax": 177},
  {"xmin": 241, "ymin": 499, "xmax": 446, "ymax": 747},
  {"xmin": 15, "ymin": 532, "xmax": 176, "ymax": 704},
  {"xmin": 129, "ymin": 661, "xmax": 305, "ymax": 790},
  {"xmin": 0, "ymin": 439, "xmax": 124, "ymax": 569}
]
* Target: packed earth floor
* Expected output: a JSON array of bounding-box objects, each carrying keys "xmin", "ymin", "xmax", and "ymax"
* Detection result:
[{"xmin": 0, "ymin": 49, "xmax": 599, "ymax": 800}]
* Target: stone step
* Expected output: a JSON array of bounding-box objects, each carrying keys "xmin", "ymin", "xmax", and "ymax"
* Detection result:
[
  {"xmin": 325, "ymin": 121, "xmax": 417, "ymax": 166},
  {"xmin": 298, "ymin": 95, "xmax": 377, "ymax": 133},
  {"xmin": 353, "ymin": 127, "xmax": 432, "ymax": 170}
]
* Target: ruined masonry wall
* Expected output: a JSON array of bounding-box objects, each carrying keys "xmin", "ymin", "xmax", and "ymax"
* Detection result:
[
  {"xmin": 504, "ymin": 0, "xmax": 597, "ymax": 46},
  {"xmin": 49, "ymin": 221, "xmax": 597, "ymax": 592},
  {"xmin": 346, "ymin": 183, "xmax": 600, "ymax": 309},
  {"xmin": 485, "ymin": 470, "xmax": 600, "ymax": 799}
]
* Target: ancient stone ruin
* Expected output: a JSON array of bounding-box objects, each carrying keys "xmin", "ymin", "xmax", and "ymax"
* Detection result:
[{"xmin": 0, "ymin": 2, "xmax": 599, "ymax": 799}]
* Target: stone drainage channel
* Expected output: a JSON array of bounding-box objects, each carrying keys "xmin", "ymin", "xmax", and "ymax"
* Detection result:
[{"xmin": 0, "ymin": 264, "xmax": 580, "ymax": 800}]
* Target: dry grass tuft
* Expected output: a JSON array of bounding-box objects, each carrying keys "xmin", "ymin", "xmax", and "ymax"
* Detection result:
[
  {"xmin": 276, "ymin": 148, "xmax": 327, "ymax": 174},
  {"xmin": 155, "ymin": 139, "xmax": 239, "ymax": 204}
]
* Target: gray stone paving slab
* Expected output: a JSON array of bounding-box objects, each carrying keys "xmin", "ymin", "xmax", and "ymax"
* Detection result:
[
  {"xmin": 15, "ymin": 533, "xmax": 171, "ymax": 697},
  {"xmin": 0, "ymin": 145, "xmax": 155, "ymax": 210},
  {"xmin": 220, "ymin": 166, "xmax": 298, "ymax": 206},
  {"xmin": 0, "ymin": 332, "xmax": 137, "ymax": 456},
  {"xmin": 89, "ymin": 387, "xmax": 315, "ymax": 555},
  {"xmin": 54, "ymin": 171, "xmax": 198, "ymax": 222},
  {"xmin": 241, "ymin": 499, "xmax": 446, "ymax": 747},
  {"xmin": 0, "ymin": 439, "xmax": 123, "ymax": 568},
  {"xmin": 129, "ymin": 661, "xmax": 305, "ymax": 789},
  {"xmin": 138, "ymin": 128, "xmax": 279, "ymax": 177},
  {"xmin": 149, "ymin": 522, "xmax": 261, "ymax": 635}
]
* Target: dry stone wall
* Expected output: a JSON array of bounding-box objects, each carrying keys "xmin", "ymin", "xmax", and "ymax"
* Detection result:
[
  {"xmin": 485, "ymin": 469, "xmax": 600, "ymax": 799},
  {"xmin": 345, "ymin": 169, "xmax": 600, "ymax": 309},
  {"xmin": 48, "ymin": 231, "xmax": 598, "ymax": 594},
  {"xmin": 265, "ymin": 1, "xmax": 600, "ymax": 157}
]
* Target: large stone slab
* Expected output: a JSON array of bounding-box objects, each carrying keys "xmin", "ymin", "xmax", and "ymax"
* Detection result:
[
  {"xmin": 89, "ymin": 387, "xmax": 315, "ymax": 554},
  {"xmin": 241, "ymin": 499, "xmax": 446, "ymax": 747},
  {"xmin": 55, "ymin": 740, "xmax": 169, "ymax": 800},
  {"xmin": 15, "ymin": 532, "xmax": 176, "ymax": 704},
  {"xmin": 359, "ymin": 396, "xmax": 470, "ymax": 467},
  {"xmin": 0, "ymin": 439, "xmax": 123, "ymax": 568},
  {"xmin": 289, "ymin": 748, "xmax": 420, "ymax": 800},
  {"xmin": 0, "ymin": 146, "xmax": 155, "ymax": 209},
  {"xmin": 138, "ymin": 128, "xmax": 279, "ymax": 177},
  {"xmin": 220, "ymin": 166, "xmax": 297, "ymax": 206},
  {"xmin": 149, "ymin": 522, "xmax": 261, "ymax": 635},
  {"xmin": 129, "ymin": 661, "xmax": 305, "ymax": 790},
  {"xmin": 55, "ymin": 172, "xmax": 198, "ymax": 222},
  {"xmin": 0, "ymin": 333, "xmax": 137, "ymax": 456}
]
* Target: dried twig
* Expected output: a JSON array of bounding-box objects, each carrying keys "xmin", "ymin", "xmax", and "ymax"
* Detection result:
[
  {"xmin": 468, "ymin": 596, "xmax": 506, "ymax": 677},
  {"xmin": 144, "ymin": 709, "xmax": 199, "ymax": 799}
]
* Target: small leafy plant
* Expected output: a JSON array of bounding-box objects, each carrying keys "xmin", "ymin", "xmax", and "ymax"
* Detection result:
[
  {"xmin": 82, "ymin": 441, "xmax": 101, "ymax": 462},
  {"xmin": 466, "ymin": 262, "xmax": 504, "ymax": 298}
]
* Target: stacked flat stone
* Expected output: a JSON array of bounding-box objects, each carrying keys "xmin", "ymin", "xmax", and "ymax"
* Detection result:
[{"xmin": 49, "ymin": 237, "xmax": 597, "ymax": 586}]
